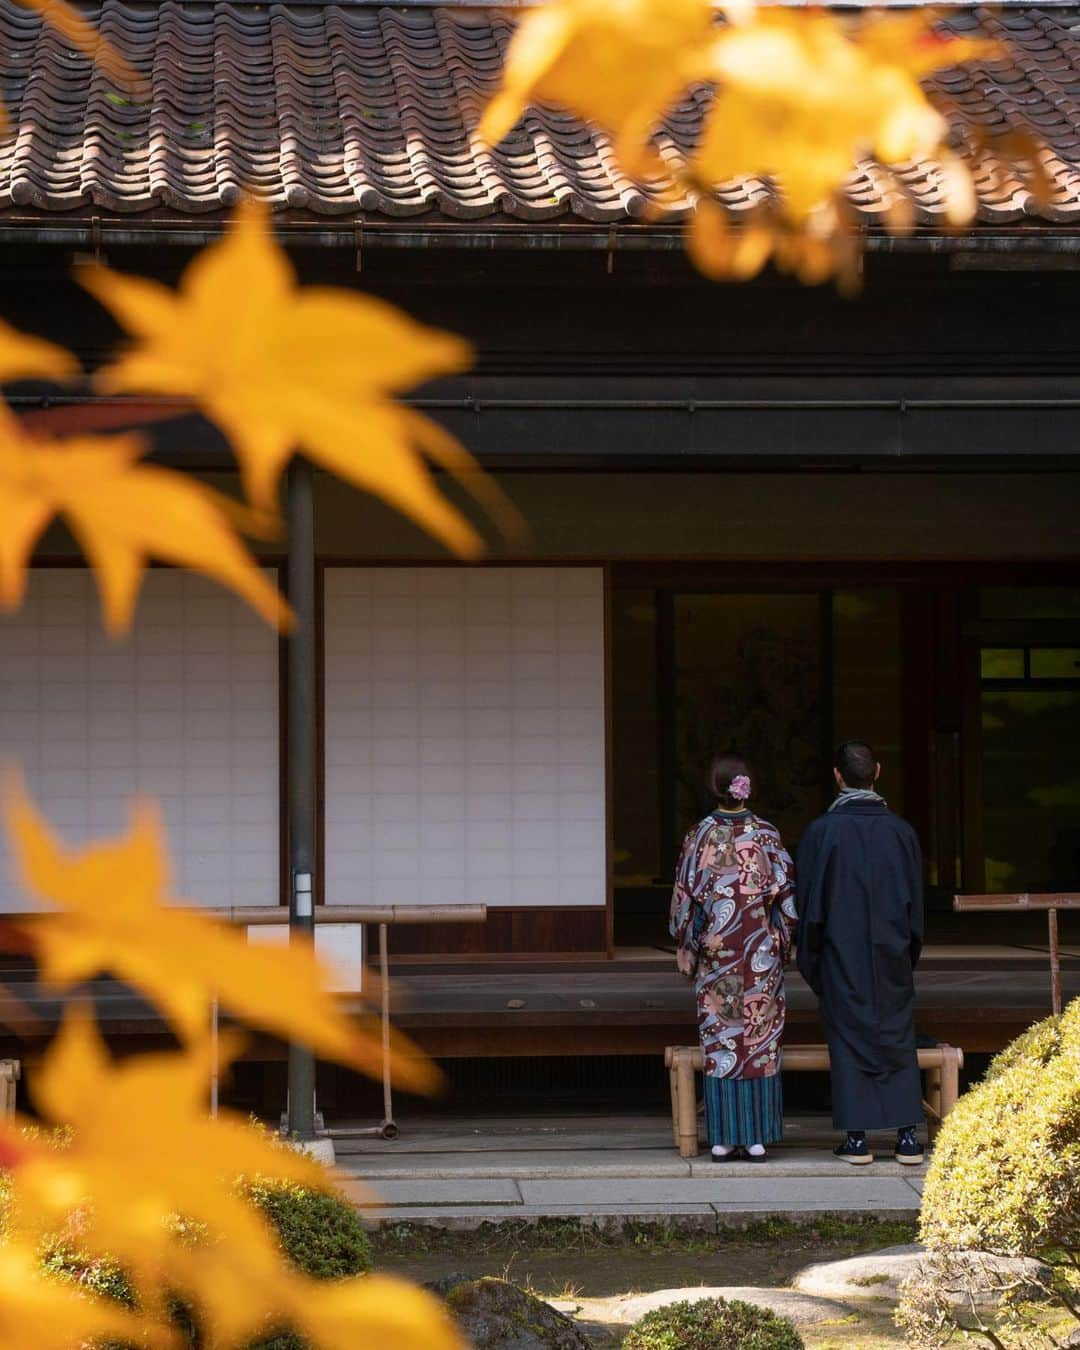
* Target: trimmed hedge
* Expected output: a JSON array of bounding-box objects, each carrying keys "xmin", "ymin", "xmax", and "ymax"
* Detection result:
[
  {"xmin": 982, "ymin": 1011, "xmax": 1065, "ymax": 1083},
  {"xmin": 898, "ymin": 999, "xmax": 1080, "ymax": 1347},
  {"xmin": 919, "ymin": 998, "xmax": 1080, "ymax": 1256},
  {"xmin": 245, "ymin": 1178, "xmax": 373, "ymax": 1280},
  {"xmin": 622, "ymin": 1297, "xmax": 804, "ymax": 1350},
  {"xmin": 239, "ymin": 1180, "xmax": 374, "ymax": 1350}
]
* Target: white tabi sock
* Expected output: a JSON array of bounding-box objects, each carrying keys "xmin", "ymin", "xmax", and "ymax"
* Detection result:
[
  {"xmin": 711, "ymin": 1144, "xmax": 736, "ymax": 1157},
  {"xmin": 746, "ymin": 1144, "xmax": 766, "ymax": 1157}
]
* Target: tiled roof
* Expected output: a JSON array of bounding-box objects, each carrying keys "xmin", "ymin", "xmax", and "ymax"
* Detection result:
[{"xmin": 3, "ymin": 0, "xmax": 1080, "ymax": 226}]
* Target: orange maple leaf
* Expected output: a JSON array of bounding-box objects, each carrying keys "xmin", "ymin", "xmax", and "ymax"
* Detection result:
[
  {"xmin": 6, "ymin": 0, "xmax": 142, "ymax": 135},
  {"xmin": 0, "ymin": 1017, "xmax": 461, "ymax": 1350},
  {"xmin": 289, "ymin": 1273, "xmax": 467, "ymax": 1350},
  {"xmin": 695, "ymin": 8, "xmax": 992, "ymax": 225},
  {"xmin": 2, "ymin": 1013, "xmax": 326, "ymax": 1304},
  {"xmin": 0, "ymin": 414, "xmax": 290, "ymax": 633},
  {"xmin": 478, "ymin": 0, "xmax": 714, "ymax": 175},
  {"xmin": 82, "ymin": 203, "xmax": 522, "ymax": 554},
  {"xmin": 0, "ymin": 319, "xmax": 79, "ymax": 385},
  {"xmin": 164, "ymin": 1236, "xmax": 466, "ymax": 1350},
  {"xmin": 5, "ymin": 783, "xmax": 438, "ymax": 1091}
]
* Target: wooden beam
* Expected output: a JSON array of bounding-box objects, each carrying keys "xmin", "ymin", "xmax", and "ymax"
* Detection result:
[
  {"xmin": 954, "ymin": 892, "xmax": 1079, "ymax": 1014},
  {"xmin": 953, "ymin": 893, "xmax": 1080, "ymax": 910}
]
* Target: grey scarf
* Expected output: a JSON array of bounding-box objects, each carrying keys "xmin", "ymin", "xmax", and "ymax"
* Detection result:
[{"xmin": 828, "ymin": 787, "xmax": 886, "ymax": 812}]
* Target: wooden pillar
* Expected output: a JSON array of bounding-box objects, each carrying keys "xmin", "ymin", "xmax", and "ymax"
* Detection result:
[{"xmin": 287, "ymin": 458, "xmax": 318, "ymax": 1140}]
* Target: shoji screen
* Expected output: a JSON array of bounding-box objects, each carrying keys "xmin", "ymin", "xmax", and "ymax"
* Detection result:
[
  {"xmin": 0, "ymin": 569, "xmax": 279, "ymax": 911},
  {"xmin": 324, "ymin": 568, "xmax": 606, "ymax": 909}
]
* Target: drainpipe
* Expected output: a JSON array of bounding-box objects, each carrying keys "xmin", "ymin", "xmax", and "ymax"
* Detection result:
[{"xmin": 286, "ymin": 457, "xmax": 329, "ymax": 1159}]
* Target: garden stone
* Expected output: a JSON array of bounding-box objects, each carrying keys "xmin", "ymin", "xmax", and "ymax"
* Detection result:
[
  {"xmin": 426, "ymin": 1272, "xmax": 474, "ymax": 1298},
  {"xmin": 794, "ymin": 1243, "xmax": 1050, "ymax": 1306},
  {"xmin": 606, "ymin": 1286, "xmax": 852, "ymax": 1326},
  {"xmin": 438, "ymin": 1276, "xmax": 593, "ymax": 1349}
]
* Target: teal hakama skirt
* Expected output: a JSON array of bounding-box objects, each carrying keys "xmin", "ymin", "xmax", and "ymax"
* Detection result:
[{"xmin": 704, "ymin": 1074, "xmax": 784, "ymax": 1147}]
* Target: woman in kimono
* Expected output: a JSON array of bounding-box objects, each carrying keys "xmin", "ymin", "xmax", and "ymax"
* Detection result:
[{"xmin": 670, "ymin": 753, "xmax": 798, "ymax": 1162}]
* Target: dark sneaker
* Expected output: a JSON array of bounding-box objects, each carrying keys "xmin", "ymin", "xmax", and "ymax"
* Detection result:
[
  {"xmin": 833, "ymin": 1134, "xmax": 874, "ymax": 1166},
  {"xmin": 895, "ymin": 1127, "xmax": 925, "ymax": 1166}
]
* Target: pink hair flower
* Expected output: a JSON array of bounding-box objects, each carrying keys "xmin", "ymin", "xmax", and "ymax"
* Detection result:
[{"xmin": 730, "ymin": 774, "xmax": 752, "ymax": 801}]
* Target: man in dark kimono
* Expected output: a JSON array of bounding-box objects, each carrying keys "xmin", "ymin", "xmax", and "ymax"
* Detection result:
[{"xmin": 796, "ymin": 741, "xmax": 925, "ymax": 1166}]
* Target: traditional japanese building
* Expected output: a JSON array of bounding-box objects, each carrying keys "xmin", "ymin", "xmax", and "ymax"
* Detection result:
[{"xmin": 1, "ymin": 0, "xmax": 1078, "ymax": 1118}]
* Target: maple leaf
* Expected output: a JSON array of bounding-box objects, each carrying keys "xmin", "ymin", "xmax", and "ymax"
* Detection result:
[
  {"xmin": 0, "ymin": 417, "xmax": 290, "ymax": 633},
  {"xmin": 478, "ymin": 0, "xmax": 714, "ymax": 173},
  {"xmin": 5, "ymin": 784, "xmax": 438, "ymax": 1091},
  {"xmin": 694, "ymin": 8, "xmax": 993, "ymax": 226},
  {"xmin": 3, "ymin": 1012, "xmax": 327, "ymax": 1288},
  {"xmin": 152, "ymin": 1214, "xmax": 465, "ymax": 1349},
  {"xmin": 17, "ymin": 0, "xmax": 138, "ymax": 88},
  {"xmin": 288, "ymin": 1273, "xmax": 467, "ymax": 1350},
  {"xmin": 0, "ymin": 1240, "xmax": 169, "ymax": 1348},
  {"xmin": 81, "ymin": 204, "xmax": 521, "ymax": 554},
  {"xmin": 480, "ymin": 1, "xmax": 998, "ymax": 287},
  {"xmin": 0, "ymin": 318, "xmax": 79, "ymax": 384},
  {"xmin": 0, "ymin": 1018, "xmax": 463, "ymax": 1350},
  {"xmin": 2, "ymin": 0, "xmax": 142, "ymax": 135}
]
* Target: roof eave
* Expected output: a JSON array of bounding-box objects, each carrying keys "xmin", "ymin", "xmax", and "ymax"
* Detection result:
[{"xmin": 0, "ymin": 218, "xmax": 1078, "ymax": 256}]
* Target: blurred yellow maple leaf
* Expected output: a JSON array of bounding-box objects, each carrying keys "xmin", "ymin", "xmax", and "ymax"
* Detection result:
[
  {"xmin": 82, "ymin": 203, "xmax": 520, "ymax": 555},
  {"xmin": 695, "ymin": 9, "xmax": 988, "ymax": 224},
  {"xmin": 0, "ymin": 1240, "xmax": 167, "ymax": 1349},
  {"xmin": 0, "ymin": 318, "xmax": 78, "ymax": 384},
  {"xmin": 481, "ymin": 2, "xmax": 998, "ymax": 287},
  {"xmin": 478, "ymin": 0, "xmax": 714, "ymax": 173},
  {"xmin": 5, "ymin": 784, "xmax": 438, "ymax": 1091},
  {"xmin": 1, "ymin": 0, "xmax": 140, "ymax": 133},
  {"xmin": 0, "ymin": 417, "xmax": 290, "ymax": 633},
  {"xmin": 165, "ymin": 1236, "xmax": 465, "ymax": 1350},
  {"xmin": 2, "ymin": 1016, "xmax": 461, "ymax": 1350},
  {"xmin": 289, "ymin": 1273, "xmax": 467, "ymax": 1350},
  {"xmin": 2, "ymin": 1014, "xmax": 326, "ymax": 1312}
]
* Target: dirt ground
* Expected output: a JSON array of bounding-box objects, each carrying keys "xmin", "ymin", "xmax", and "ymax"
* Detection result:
[{"xmin": 372, "ymin": 1216, "xmax": 916, "ymax": 1347}]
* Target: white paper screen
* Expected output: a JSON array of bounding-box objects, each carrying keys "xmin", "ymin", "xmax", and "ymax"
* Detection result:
[
  {"xmin": 0, "ymin": 569, "xmax": 280, "ymax": 911},
  {"xmin": 324, "ymin": 567, "xmax": 606, "ymax": 908}
]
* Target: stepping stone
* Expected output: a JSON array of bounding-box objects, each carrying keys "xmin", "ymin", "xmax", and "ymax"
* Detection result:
[
  {"xmin": 599, "ymin": 1286, "xmax": 855, "ymax": 1326},
  {"xmin": 794, "ymin": 1243, "xmax": 1050, "ymax": 1306}
]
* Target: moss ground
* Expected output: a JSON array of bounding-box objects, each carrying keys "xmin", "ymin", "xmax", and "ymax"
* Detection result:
[{"xmin": 373, "ymin": 1217, "xmax": 918, "ymax": 1346}]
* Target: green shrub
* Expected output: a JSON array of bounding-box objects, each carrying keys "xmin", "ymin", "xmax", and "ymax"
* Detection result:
[
  {"xmin": 919, "ymin": 1010, "xmax": 1080, "ymax": 1257},
  {"xmin": 237, "ymin": 1180, "xmax": 373, "ymax": 1349},
  {"xmin": 244, "ymin": 1178, "xmax": 373, "ymax": 1280},
  {"xmin": 983, "ymin": 1011, "xmax": 1064, "ymax": 1082},
  {"xmin": 40, "ymin": 1246, "xmax": 138, "ymax": 1309},
  {"xmin": 897, "ymin": 998, "xmax": 1080, "ymax": 1347},
  {"xmin": 622, "ymin": 1297, "xmax": 804, "ymax": 1350}
]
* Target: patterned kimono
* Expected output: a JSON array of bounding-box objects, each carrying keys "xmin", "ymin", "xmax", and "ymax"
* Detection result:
[{"xmin": 670, "ymin": 809, "xmax": 797, "ymax": 1146}]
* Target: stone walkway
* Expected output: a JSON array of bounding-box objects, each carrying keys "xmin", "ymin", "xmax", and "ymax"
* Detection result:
[{"xmin": 331, "ymin": 1115, "xmax": 926, "ymax": 1228}]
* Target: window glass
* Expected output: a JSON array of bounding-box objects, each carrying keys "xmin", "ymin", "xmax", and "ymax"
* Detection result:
[
  {"xmin": 981, "ymin": 689, "xmax": 1080, "ymax": 892},
  {"xmin": 672, "ymin": 593, "xmax": 822, "ymax": 852},
  {"xmin": 981, "ymin": 648, "xmax": 1025, "ymax": 680},
  {"xmin": 1030, "ymin": 648, "xmax": 1080, "ymax": 680},
  {"xmin": 833, "ymin": 590, "xmax": 904, "ymax": 817}
]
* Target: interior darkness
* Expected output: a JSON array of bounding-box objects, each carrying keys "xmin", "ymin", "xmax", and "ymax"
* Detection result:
[{"xmin": 612, "ymin": 578, "xmax": 1080, "ymax": 950}]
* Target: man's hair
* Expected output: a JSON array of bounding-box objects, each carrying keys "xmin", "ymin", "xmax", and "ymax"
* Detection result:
[{"xmin": 834, "ymin": 740, "xmax": 878, "ymax": 790}]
